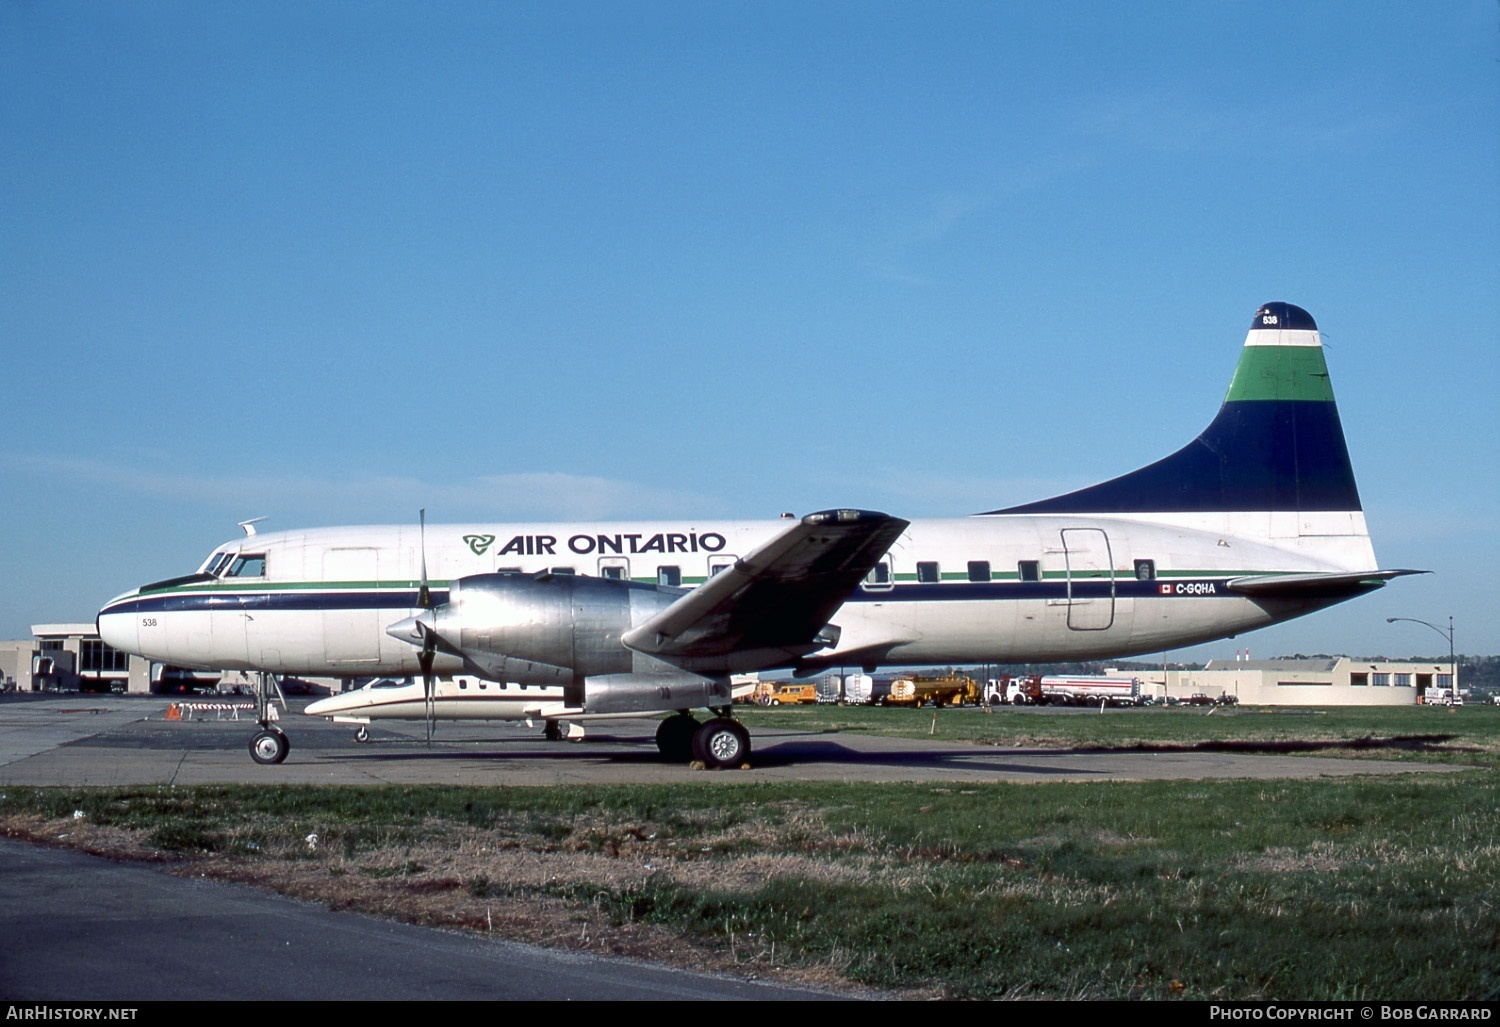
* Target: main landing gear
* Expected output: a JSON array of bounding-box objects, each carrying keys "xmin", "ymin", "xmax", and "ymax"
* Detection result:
[{"xmin": 655, "ymin": 710, "xmax": 751, "ymax": 770}]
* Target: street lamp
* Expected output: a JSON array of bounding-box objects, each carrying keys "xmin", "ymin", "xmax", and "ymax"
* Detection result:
[{"xmin": 1386, "ymin": 616, "xmax": 1456, "ymax": 705}]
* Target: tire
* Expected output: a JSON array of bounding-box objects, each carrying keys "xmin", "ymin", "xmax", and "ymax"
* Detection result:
[
  {"xmin": 249, "ymin": 729, "xmax": 289, "ymax": 765},
  {"xmin": 655, "ymin": 714, "xmax": 699, "ymax": 762},
  {"xmin": 691, "ymin": 718, "xmax": 751, "ymax": 770}
]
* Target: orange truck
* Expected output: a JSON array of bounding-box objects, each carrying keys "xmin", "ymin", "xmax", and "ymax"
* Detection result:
[{"xmin": 747, "ymin": 682, "xmax": 819, "ymax": 706}]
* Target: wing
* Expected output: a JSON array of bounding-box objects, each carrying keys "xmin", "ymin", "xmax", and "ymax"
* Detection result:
[{"xmin": 621, "ymin": 509, "xmax": 909, "ymax": 672}]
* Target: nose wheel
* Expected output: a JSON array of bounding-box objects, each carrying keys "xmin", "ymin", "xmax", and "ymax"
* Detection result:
[
  {"xmin": 247, "ymin": 671, "xmax": 290, "ymax": 764},
  {"xmin": 249, "ymin": 727, "xmax": 290, "ymax": 765}
]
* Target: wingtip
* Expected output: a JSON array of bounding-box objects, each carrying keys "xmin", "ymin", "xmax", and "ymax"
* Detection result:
[{"xmin": 802, "ymin": 508, "xmax": 888, "ymax": 526}]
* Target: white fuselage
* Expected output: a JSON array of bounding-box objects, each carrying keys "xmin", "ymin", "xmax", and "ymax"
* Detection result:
[{"xmin": 97, "ymin": 508, "xmax": 1376, "ymax": 679}]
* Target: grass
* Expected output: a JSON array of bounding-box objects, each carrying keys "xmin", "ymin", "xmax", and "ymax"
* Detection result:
[{"xmin": 2, "ymin": 706, "xmax": 1498, "ymax": 999}]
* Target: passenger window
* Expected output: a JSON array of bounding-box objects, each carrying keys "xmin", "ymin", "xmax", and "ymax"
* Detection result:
[
  {"xmin": 658, "ymin": 566, "xmax": 682, "ymax": 587},
  {"xmin": 1018, "ymin": 560, "xmax": 1041, "ymax": 582},
  {"xmin": 863, "ymin": 561, "xmax": 893, "ymax": 590},
  {"xmin": 916, "ymin": 561, "xmax": 940, "ymax": 583},
  {"xmin": 600, "ymin": 565, "xmax": 627, "ymax": 581},
  {"xmin": 967, "ymin": 561, "xmax": 991, "ymax": 583},
  {"xmin": 1134, "ymin": 559, "xmax": 1156, "ymax": 581}
]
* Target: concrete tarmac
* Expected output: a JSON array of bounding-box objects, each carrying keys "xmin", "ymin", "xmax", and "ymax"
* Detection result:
[{"xmin": 0, "ymin": 692, "xmax": 1466, "ymax": 787}]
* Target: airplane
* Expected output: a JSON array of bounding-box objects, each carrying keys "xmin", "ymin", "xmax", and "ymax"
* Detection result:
[{"xmin": 96, "ymin": 302, "xmax": 1417, "ymax": 767}]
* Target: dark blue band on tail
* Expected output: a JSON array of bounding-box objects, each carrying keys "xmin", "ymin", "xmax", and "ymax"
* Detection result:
[{"xmin": 985, "ymin": 400, "xmax": 1362, "ymax": 515}]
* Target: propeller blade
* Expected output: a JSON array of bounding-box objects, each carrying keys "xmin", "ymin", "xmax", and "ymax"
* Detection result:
[
  {"xmin": 417, "ymin": 509, "xmax": 435, "ymax": 744},
  {"xmin": 420, "ymin": 639, "xmax": 435, "ymax": 747},
  {"xmin": 417, "ymin": 508, "xmax": 432, "ymax": 611}
]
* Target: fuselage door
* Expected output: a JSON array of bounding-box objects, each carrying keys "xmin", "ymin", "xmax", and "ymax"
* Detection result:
[
  {"xmin": 1060, "ymin": 528, "xmax": 1115, "ymax": 631},
  {"xmin": 321, "ymin": 548, "xmax": 382, "ymax": 665}
]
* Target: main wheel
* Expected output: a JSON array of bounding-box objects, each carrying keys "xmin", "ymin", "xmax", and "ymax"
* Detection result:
[
  {"xmin": 655, "ymin": 714, "xmax": 699, "ymax": 762},
  {"xmin": 249, "ymin": 728, "xmax": 289, "ymax": 765},
  {"xmin": 691, "ymin": 718, "xmax": 750, "ymax": 770},
  {"xmin": 544, "ymin": 720, "xmax": 564, "ymax": 741}
]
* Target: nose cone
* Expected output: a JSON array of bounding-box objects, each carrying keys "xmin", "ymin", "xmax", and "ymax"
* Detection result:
[
  {"xmin": 97, "ymin": 591, "xmax": 141, "ymax": 656},
  {"xmin": 305, "ymin": 692, "xmax": 360, "ymax": 717}
]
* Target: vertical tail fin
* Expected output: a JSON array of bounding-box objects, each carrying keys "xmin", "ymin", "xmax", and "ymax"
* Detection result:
[{"xmin": 986, "ymin": 302, "xmax": 1362, "ymax": 516}]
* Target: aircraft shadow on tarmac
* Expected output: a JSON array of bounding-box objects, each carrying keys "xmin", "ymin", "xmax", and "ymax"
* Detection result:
[{"xmin": 309, "ymin": 726, "xmax": 1469, "ymax": 773}]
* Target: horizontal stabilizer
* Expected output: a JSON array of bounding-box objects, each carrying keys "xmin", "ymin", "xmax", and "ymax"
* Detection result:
[{"xmin": 1225, "ymin": 569, "xmax": 1427, "ymax": 598}]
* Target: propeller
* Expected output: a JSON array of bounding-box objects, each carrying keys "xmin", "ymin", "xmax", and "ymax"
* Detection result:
[{"xmin": 417, "ymin": 509, "xmax": 436, "ymax": 746}]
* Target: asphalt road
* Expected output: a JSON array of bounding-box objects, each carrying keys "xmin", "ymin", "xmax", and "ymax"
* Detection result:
[{"xmin": 0, "ymin": 837, "xmax": 843, "ymax": 1001}]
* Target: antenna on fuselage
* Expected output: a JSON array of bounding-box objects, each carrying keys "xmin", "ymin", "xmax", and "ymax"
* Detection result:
[{"xmin": 238, "ymin": 517, "xmax": 268, "ymax": 537}]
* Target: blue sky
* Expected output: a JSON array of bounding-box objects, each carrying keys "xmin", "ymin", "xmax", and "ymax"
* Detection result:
[{"xmin": 2, "ymin": 1, "xmax": 1496, "ymax": 661}]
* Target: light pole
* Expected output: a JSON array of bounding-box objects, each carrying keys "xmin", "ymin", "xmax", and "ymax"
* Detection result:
[{"xmin": 1386, "ymin": 616, "xmax": 1456, "ymax": 705}]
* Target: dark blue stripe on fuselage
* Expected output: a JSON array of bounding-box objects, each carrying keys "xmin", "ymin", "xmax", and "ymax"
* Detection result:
[
  {"xmin": 105, "ymin": 589, "xmax": 451, "ymax": 616},
  {"xmin": 108, "ymin": 581, "xmax": 1238, "ymax": 616},
  {"xmin": 987, "ymin": 400, "xmax": 1361, "ymax": 515}
]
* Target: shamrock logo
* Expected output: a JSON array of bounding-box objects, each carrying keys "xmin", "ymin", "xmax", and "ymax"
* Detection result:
[{"xmin": 463, "ymin": 533, "xmax": 496, "ymax": 556}]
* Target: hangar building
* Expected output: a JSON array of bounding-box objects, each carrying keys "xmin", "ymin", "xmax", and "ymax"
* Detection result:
[{"xmin": 1124, "ymin": 658, "xmax": 1456, "ymax": 707}]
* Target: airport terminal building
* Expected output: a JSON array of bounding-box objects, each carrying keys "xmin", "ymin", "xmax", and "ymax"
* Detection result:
[{"xmin": 0, "ymin": 624, "xmax": 151, "ymax": 694}]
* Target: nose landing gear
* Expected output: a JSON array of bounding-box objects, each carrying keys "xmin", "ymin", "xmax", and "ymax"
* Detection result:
[
  {"xmin": 248, "ymin": 671, "xmax": 290, "ymax": 765},
  {"xmin": 249, "ymin": 726, "xmax": 290, "ymax": 765}
]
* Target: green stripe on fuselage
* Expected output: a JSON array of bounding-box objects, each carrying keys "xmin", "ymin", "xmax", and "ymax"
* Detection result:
[{"xmin": 1223, "ymin": 345, "xmax": 1335, "ymax": 403}]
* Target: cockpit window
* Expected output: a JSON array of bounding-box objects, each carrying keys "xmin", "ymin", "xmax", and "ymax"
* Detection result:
[
  {"xmin": 225, "ymin": 554, "xmax": 267, "ymax": 578},
  {"xmin": 204, "ymin": 552, "xmax": 234, "ymax": 577}
]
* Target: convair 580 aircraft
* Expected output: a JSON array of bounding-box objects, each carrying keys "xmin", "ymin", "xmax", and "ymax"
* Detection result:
[{"xmin": 97, "ymin": 303, "xmax": 1415, "ymax": 767}]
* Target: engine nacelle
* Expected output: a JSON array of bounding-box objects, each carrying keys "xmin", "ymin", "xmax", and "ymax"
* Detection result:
[
  {"xmin": 431, "ymin": 572, "xmax": 679, "ymax": 681},
  {"xmin": 580, "ymin": 673, "xmax": 731, "ymax": 715}
]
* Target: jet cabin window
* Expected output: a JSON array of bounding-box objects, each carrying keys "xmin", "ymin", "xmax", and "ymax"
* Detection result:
[
  {"xmin": 968, "ymin": 561, "xmax": 991, "ymax": 583},
  {"xmin": 225, "ymin": 554, "xmax": 267, "ymax": 578},
  {"xmin": 916, "ymin": 562, "xmax": 940, "ymax": 583},
  {"xmin": 864, "ymin": 560, "xmax": 893, "ymax": 590},
  {"xmin": 658, "ymin": 566, "xmax": 681, "ymax": 587},
  {"xmin": 1018, "ymin": 560, "xmax": 1041, "ymax": 582}
]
